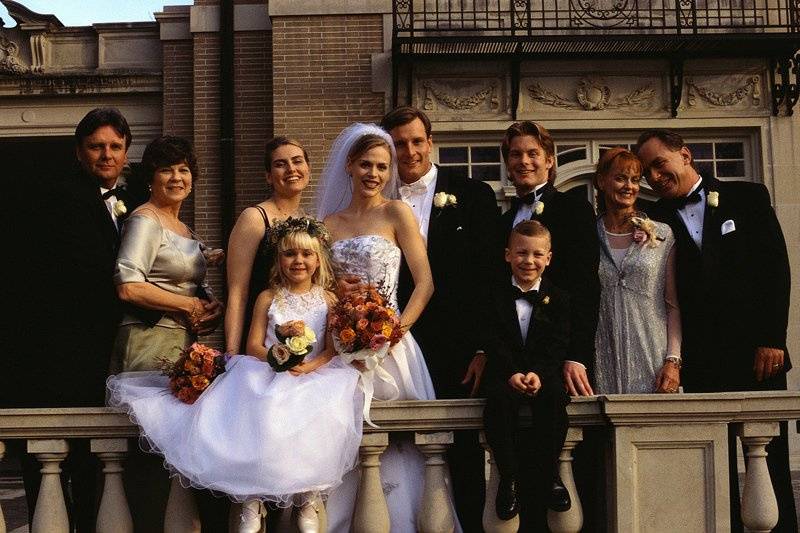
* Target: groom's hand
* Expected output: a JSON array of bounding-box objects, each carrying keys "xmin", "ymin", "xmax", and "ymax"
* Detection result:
[
  {"xmin": 461, "ymin": 352, "xmax": 487, "ymax": 397},
  {"xmin": 563, "ymin": 361, "xmax": 594, "ymax": 396}
]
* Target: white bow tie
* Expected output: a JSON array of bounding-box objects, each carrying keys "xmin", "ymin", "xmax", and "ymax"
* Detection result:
[{"xmin": 399, "ymin": 180, "xmax": 428, "ymax": 197}]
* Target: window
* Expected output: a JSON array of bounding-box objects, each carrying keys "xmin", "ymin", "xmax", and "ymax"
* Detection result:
[{"xmin": 436, "ymin": 145, "xmax": 503, "ymax": 182}]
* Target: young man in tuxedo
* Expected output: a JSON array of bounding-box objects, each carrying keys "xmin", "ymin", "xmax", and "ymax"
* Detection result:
[
  {"xmin": 483, "ymin": 220, "xmax": 571, "ymax": 527},
  {"xmin": 381, "ymin": 106, "xmax": 500, "ymax": 531},
  {"xmin": 636, "ymin": 129, "xmax": 796, "ymax": 532},
  {"xmin": 499, "ymin": 121, "xmax": 599, "ymax": 395}
]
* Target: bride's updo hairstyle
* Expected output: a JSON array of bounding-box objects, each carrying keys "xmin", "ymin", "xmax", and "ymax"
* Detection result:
[
  {"xmin": 346, "ymin": 133, "xmax": 393, "ymax": 165},
  {"xmin": 268, "ymin": 217, "xmax": 335, "ymax": 291}
]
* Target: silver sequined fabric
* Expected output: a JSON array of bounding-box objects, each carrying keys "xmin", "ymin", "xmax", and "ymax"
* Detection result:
[{"xmin": 594, "ymin": 218, "xmax": 675, "ymax": 394}]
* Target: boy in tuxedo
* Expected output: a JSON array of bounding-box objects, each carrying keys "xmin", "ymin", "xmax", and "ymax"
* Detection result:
[{"xmin": 483, "ymin": 220, "xmax": 571, "ymax": 527}]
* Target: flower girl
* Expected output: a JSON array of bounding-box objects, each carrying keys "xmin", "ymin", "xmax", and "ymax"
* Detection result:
[{"xmin": 108, "ymin": 217, "xmax": 363, "ymax": 533}]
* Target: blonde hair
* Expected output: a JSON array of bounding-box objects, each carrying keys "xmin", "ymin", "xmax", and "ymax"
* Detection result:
[{"xmin": 269, "ymin": 229, "xmax": 335, "ymax": 291}]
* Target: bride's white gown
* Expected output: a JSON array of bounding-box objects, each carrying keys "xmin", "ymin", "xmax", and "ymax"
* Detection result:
[{"xmin": 326, "ymin": 235, "xmax": 459, "ymax": 533}]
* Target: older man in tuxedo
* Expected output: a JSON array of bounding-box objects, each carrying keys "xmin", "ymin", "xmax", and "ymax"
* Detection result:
[
  {"xmin": 381, "ymin": 106, "xmax": 499, "ymax": 531},
  {"xmin": 636, "ymin": 129, "xmax": 796, "ymax": 532}
]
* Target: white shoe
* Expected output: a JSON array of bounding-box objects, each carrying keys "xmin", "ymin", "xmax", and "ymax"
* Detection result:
[
  {"xmin": 239, "ymin": 500, "xmax": 265, "ymax": 533},
  {"xmin": 296, "ymin": 500, "xmax": 320, "ymax": 533}
]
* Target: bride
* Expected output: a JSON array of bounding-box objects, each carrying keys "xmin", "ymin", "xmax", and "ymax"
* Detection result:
[{"xmin": 317, "ymin": 123, "xmax": 457, "ymax": 532}]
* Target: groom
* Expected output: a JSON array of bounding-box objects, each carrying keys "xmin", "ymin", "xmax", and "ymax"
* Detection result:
[
  {"xmin": 636, "ymin": 129, "xmax": 796, "ymax": 532},
  {"xmin": 382, "ymin": 106, "xmax": 500, "ymax": 531}
]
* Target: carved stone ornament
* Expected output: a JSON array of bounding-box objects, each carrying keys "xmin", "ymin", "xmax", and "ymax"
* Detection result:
[
  {"xmin": 423, "ymin": 82, "xmax": 499, "ymax": 111},
  {"xmin": 529, "ymin": 77, "xmax": 654, "ymax": 110},
  {"xmin": 686, "ymin": 76, "xmax": 761, "ymax": 107},
  {"xmin": 0, "ymin": 33, "xmax": 27, "ymax": 74}
]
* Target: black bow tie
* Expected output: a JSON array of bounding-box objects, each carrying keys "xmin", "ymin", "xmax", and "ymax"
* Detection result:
[
  {"xmin": 669, "ymin": 188, "xmax": 703, "ymax": 210},
  {"xmin": 518, "ymin": 190, "xmax": 539, "ymax": 206},
  {"xmin": 512, "ymin": 286, "xmax": 539, "ymax": 304},
  {"xmin": 102, "ymin": 187, "xmax": 123, "ymax": 200}
]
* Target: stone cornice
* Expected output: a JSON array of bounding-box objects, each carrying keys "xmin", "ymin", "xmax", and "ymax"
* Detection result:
[
  {"xmin": 0, "ymin": 71, "xmax": 162, "ymax": 96},
  {"xmin": 269, "ymin": 0, "xmax": 392, "ymax": 16}
]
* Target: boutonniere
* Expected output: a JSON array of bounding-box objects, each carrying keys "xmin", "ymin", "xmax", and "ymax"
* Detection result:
[
  {"xmin": 113, "ymin": 200, "xmax": 127, "ymax": 217},
  {"xmin": 541, "ymin": 295, "xmax": 550, "ymax": 305},
  {"xmin": 533, "ymin": 294, "xmax": 551, "ymax": 322},
  {"xmin": 533, "ymin": 200, "xmax": 544, "ymax": 216},
  {"xmin": 433, "ymin": 191, "xmax": 457, "ymax": 209},
  {"xmin": 707, "ymin": 191, "xmax": 719, "ymax": 208}
]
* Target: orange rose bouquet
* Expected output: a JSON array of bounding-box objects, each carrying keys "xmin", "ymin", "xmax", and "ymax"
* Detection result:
[
  {"xmin": 161, "ymin": 342, "xmax": 227, "ymax": 404},
  {"xmin": 329, "ymin": 285, "xmax": 403, "ymax": 426}
]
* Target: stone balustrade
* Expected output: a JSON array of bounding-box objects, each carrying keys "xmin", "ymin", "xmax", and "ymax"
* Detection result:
[{"xmin": 1, "ymin": 392, "xmax": 799, "ymax": 532}]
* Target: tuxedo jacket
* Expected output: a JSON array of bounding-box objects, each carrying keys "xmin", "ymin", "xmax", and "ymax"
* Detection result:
[
  {"xmin": 499, "ymin": 183, "xmax": 600, "ymax": 375},
  {"xmin": 649, "ymin": 177, "xmax": 791, "ymax": 391},
  {"xmin": 482, "ymin": 277, "xmax": 570, "ymax": 387},
  {"xmin": 4, "ymin": 166, "xmax": 139, "ymax": 406},
  {"xmin": 397, "ymin": 165, "xmax": 501, "ymax": 398}
]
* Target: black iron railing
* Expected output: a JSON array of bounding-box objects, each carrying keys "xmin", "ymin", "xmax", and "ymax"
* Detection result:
[{"xmin": 394, "ymin": 0, "xmax": 800, "ymax": 39}]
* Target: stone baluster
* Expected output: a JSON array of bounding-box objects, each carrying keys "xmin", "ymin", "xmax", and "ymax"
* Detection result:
[
  {"xmin": 547, "ymin": 426, "xmax": 584, "ymax": 533},
  {"xmin": 736, "ymin": 422, "xmax": 780, "ymax": 533},
  {"xmin": 415, "ymin": 431, "xmax": 455, "ymax": 533},
  {"xmin": 479, "ymin": 431, "xmax": 519, "ymax": 533},
  {"xmin": 28, "ymin": 439, "xmax": 69, "ymax": 533},
  {"xmin": 353, "ymin": 432, "xmax": 390, "ymax": 533},
  {"xmin": 91, "ymin": 438, "xmax": 133, "ymax": 533},
  {"xmin": 164, "ymin": 476, "xmax": 201, "ymax": 533},
  {"xmin": 0, "ymin": 440, "xmax": 6, "ymax": 533}
]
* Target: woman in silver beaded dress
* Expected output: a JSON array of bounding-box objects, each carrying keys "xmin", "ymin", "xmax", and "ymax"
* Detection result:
[{"xmin": 593, "ymin": 148, "xmax": 682, "ymax": 394}]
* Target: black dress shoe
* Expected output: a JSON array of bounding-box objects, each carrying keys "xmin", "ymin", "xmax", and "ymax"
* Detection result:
[
  {"xmin": 548, "ymin": 477, "xmax": 572, "ymax": 512},
  {"xmin": 496, "ymin": 477, "xmax": 520, "ymax": 520}
]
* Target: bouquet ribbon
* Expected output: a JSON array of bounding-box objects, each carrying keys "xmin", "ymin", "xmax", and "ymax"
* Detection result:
[{"xmin": 336, "ymin": 342, "xmax": 398, "ymax": 428}]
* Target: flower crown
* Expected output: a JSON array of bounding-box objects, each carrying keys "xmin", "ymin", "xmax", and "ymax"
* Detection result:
[{"xmin": 268, "ymin": 216, "xmax": 332, "ymax": 248}]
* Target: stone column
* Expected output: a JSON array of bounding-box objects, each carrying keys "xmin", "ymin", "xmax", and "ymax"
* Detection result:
[
  {"xmin": 735, "ymin": 422, "xmax": 780, "ymax": 533},
  {"xmin": 479, "ymin": 431, "xmax": 519, "ymax": 533},
  {"xmin": 547, "ymin": 427, "xmax": 584, "ymax": 533},
  {"xmin": 28, "ymin": 439, "xmax": 69, "ymax": 533},
  {"xmin": 91, "ymin": 438, "xmax": 133, "ymax": 533},
  {"xmin": 164, "ymin": 476, "xmax": 201, "ymax": 533},
  {"xmin": 415, "ymin": 431, "xmax": 455, "ymax": 533},
  {"xmin": 353, "ymin": 432, "xmax": 390, "ymax": 533},
  {"xmin": 0, "ymin": 440, "xmax": 6, "ymax": 533}
]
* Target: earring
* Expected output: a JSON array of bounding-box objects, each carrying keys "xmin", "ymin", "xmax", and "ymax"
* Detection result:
[{"xmin": 147, "ymin": 184, "xmax": 152, "ymax": 192}]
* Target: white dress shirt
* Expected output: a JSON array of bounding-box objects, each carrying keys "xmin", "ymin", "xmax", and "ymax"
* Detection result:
[
  {"xmin": 512, "ymin": 181, "xmax": 548, "ymax": 227},
  {"xmin": 512, "ymin": 276, "xmax": 542, "ymax": 340},
  {"xmin": 677, "ymin": 178, "xmax": 705, "ymax": 248},
  {"xmin": 100, "ymin": 180, "xmax": 120, "ymax": 230},
  {"xmin": 399, "ymin": 164, "xmax": 438, "ymax": 241}
]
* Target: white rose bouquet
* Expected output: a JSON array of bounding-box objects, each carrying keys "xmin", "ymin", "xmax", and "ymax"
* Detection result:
[{"xmin": 266, "ymin": 320, "xmax": 317, "ymax": 372}]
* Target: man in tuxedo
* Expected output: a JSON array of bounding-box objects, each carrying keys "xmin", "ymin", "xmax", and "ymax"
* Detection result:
[
  {"xmin": 635, "ymin": 129, "xmax": 796, "ymax": 532},
  {"xmin": 499, "ymin": 121, "xmax": 600, "ymax": 394},
  {"xmin": 498, "ymin": 121, "xmax": 601, "ymax": 531},
  {"xmin": 382, "ymin": 106, "xmax": 499, "ymax": 531},
  {"xmin": 4, "ymin": 107, "xmax": 140, "ymax": 532},
  {"xmin": 483, "ymin": 220, "xmax": 571, "ymax": 525}
]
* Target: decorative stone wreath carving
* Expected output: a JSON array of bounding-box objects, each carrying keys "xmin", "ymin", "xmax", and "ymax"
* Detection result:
[
  {"xmin": 528, "ymin": 77, "xmax": 654, "ymax": 110},
  {"xmin": 686, "ymin": 76, "xmax": 761, "ymax": 107},
  {"xmin": 423, "ymin": 82, "xmax": 499, "ymax": 111}
]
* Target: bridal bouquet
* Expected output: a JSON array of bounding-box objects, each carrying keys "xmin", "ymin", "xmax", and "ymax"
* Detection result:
[
  {"xmin": 267, "ymin": 320, "xmax": 316, "ymax": 372},
  {"xmin": 330, "ymin": 285, "xmax": 403, "ymax": 426},
  {"xmin": 161, "ymin": 342, "xmax": 226, "ymax": 404}
]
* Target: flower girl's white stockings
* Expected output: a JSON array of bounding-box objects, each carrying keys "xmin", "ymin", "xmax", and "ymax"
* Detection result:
[
  {"xmin": 296, "ymin": 499, "xmax": 321, "ymax": 533},
  {"xmin": 238, "ymin": 499, "xmax": 265, "ymax": 533}
]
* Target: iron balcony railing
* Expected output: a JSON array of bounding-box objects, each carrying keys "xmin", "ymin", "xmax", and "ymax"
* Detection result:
[{"xmin": 394, "ymin": 0, "xmax": 799, "ymax": 37}]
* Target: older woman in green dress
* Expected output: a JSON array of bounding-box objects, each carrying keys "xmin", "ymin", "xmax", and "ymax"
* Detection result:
[{"xmin": 110, "ymin": 136, "xmax": 222, "ymax": 373}]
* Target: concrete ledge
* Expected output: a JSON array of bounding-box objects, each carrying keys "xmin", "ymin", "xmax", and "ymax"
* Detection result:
[
  {"xmin": 190, "ymin": 4, "xmax": 271, "ymax": 33},
  {"xmin": 269, "ymin": 0, "xmax": 392, "ymax": 17}
]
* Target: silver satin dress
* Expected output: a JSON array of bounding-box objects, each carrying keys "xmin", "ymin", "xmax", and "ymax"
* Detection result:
[{"xmin": 594, "ymin": 218, "xmax": 677, "ymax": 394}]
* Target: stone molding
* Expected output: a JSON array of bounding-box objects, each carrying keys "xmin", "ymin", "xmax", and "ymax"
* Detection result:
[
  {"xmin": 686, "ymin": 75, "xmax": 763, "ymax": 108},
  {"xmin": 527, "ymin": 77, "xmax": 656, "ymax": 111},
  {"xmin": 190, "ymin": 4, "xmax": 271, "ymax": 33},
  {"xmin": 269, "ymin": 0, "xmax": 392, "ymax": 16},
  {"xmin": 154, "ymin": 6, "xmax": 190, "ymax": 41}
]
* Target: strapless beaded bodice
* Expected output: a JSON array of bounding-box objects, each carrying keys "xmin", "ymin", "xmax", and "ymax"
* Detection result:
[{"xmin": 331, "ymin": 235, "xmax": 402, "ymax": 309}]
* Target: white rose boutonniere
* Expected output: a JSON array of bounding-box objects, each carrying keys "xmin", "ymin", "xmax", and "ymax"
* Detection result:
[
  {"xmin": 113, "ymin": 200, "xmax": 127, "ymax": 217},
  {"xmin": 533, "ymin": 200, "xmax": 544, "ymax": 216},
  {"xmin": 542, "ymin": 295, "xmax": 550, "ymax": 305},
  {"xmin": 707, "ymin": 191, "xmax": 719, "ymax": 208},
  {"xmin": 433, "ymin": 191, "xmax": 457, "ymax": 209}
]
